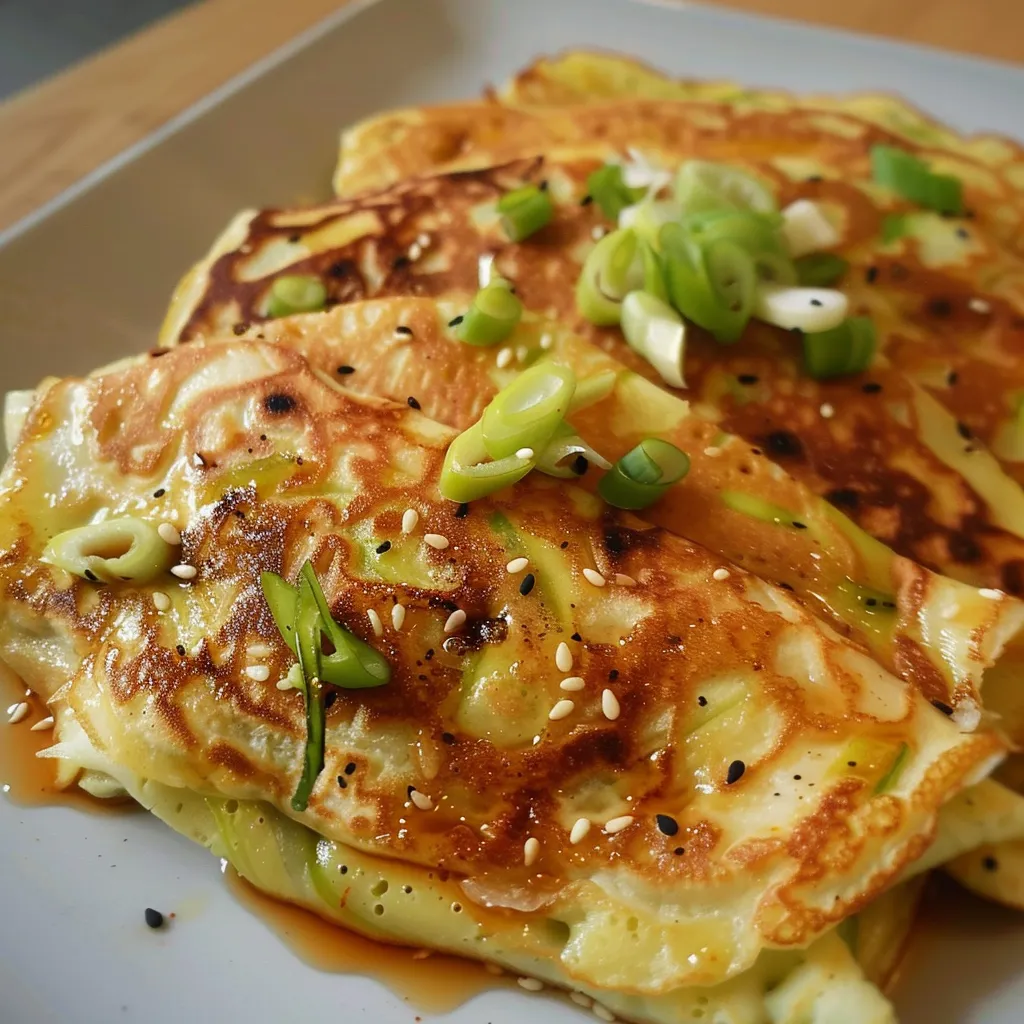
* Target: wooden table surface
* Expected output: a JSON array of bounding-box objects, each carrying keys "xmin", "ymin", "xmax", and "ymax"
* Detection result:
[{"xmin": 0, "ymin": 0, "xmax": 1020, "ymax": 233}]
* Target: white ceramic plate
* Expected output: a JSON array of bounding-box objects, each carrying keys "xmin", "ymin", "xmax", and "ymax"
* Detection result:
[{"xmin": 2, "ymin": 1, "xmax": 1023, "ymax": 1021}]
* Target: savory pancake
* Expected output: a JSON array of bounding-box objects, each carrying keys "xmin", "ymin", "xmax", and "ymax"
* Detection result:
[{"xmin": 0, "ymin": 337, "xmax": 1006, "ymax": 1011}]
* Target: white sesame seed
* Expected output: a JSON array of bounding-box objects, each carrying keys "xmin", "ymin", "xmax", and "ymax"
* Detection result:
[
  {"xmin": 158, "ymin": 522, "xmax": 182, "ymax": 545},
  {"xmin": 712, "ymin": 568, "xmax": 731, "ymax": 581},
  {"xmin": 593, "ymin": 1004, "xmax": 616, "ymax": 1022},
  {"xmin": 506, "ymin": 556, "xmax": 529, "ymax": 574},
  {"xmin": 523, "ymin": 836, "xmax": 540, "ymax": 867},
  {"xmin": 484, "ymin": 963, "xmax": 503, "ymax": 976},
  {"xmin": 407, "ymin": 242, "xmax": 423, "ymax": 261},
  {"xmin": 171, "ymin": 564, "xmax": 197, "ymax": 580},
  {"xmin": 591, "ymin": 225, "xmax": 607, "ymax": 241},
  {"xmin": 555, "ymin": 641, "xmax": 573, "ymax": 673},
  {"xmin": 391, "ymin": 604, "xmax": 407, "ymax": 630},
  {"xmin": 518, "ymin": 977, "xmax": 544, "ymax": 992},
  {"xmin": 539, "ymin": 332, "xmax": 553, "ymax": 350},
  {"xmin": 569, "ymin": 817, "xmax": 591, "ymax": 844},
  {"xmin": 7, "ymin": 702, "xmax": 30, "ymax": 725},
  {"xmin": 602, "ymin": 688, "xmax": 621, "ymax": 721},
  {"xmin": 969, "ymin": 298, "xmax": 992, "ymax": 314},
  {"xmin": 444, "ymin": 609, "xmax": 467, "ymax": 633},
  {"xmin": 152, "ymin": 591, "xmax": 171, "ymax": 611},
  {"xmin": 583, "ymin": 568, "xmax": 607, "ymax": 587},
  {"xmin": 613, "ymin": 573, "xmax": 636, "ymax": 587},
  {"xmin": 979, "ymin": 588, "xmax": 1004, "ymax": 599},
  {"xmin": 367, "ymin": 608, "xmax": 384, "ymax": 637},
  {"xmin": 245, "ymin": 665, "xmax": 270, "ymax": 682},
  {"xmin": 424, "ymin": 533, "xmax": 450, "ymax": 550},
  {"xmin": 819, "ymin": 402, "xmax": 835, "ymax": 419},
  {"xmin": 515, "ymin": 447, "xmax": 535, "ymax": 460},
  {"xmin": 409, "ymin": 789, "xmax": 434, "ymax": 811},
  {"xmin": 549, "ymin": 699, "xmax": 575, "ymax": 721},
  {"xmin": 604, "ymin": 815, "xmax": 634, "ymax": 834},
  {"xmin": 496, "ymin": 347, "xmax": 514, "ymax": 369},
  {"xmin": 703, "ymin": 446, "xmax": 722, "ymax": 458},
  {"xmin": 401, "ymin": 508, "xmax": 420, "ymax": 535},
  {"xmin": 30, "ymin": 715, "xmax": 55, "ymax": 732},
  {"xmin": 417, "ymin": 232, "xmax": 431, "ymax": 248},
  {"xmin": 560, "ymin": 676, "xmax": 586, "ymax": 692},
  {"xmin": 570, "ymin": 992, "xmax": 593, "ymax": 1008}
]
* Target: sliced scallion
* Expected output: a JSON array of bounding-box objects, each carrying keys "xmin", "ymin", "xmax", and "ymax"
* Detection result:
[
  {"xmin": 620, "ymin": 197, "xmax": 680, "ymax": 245},
  {"xmin": 779, "ymin": 199, "xmax": 841, "ymax": 258},
  {"xmin": 41, "ymin": 518, "xmax": 174, "ymax": 584},
  {"xmin": 455, "ymin": 282, "xmax": 523, "ymax": 346},
  {"xmin": 795, "ymin": 252, "xmax": 849, "ymax": 287},
  {"xmin": 598, "ymin": 438, "xmax": 690, "ymax": 510},
  {"xmin": 621, "ymin": 291, "xmax": 687, "ymax": 388},
  {"xmin": 752, "ymin": 283, "xmax": 848, "ymax": 333},
  {"xmin": 874, "ymin": 742, "xmax": 911, "ymax": 794},
  {"xmin": 480, "ymin": 362, "xmax": 577, "ymax": 459},
  {"xmin": 267, "ymin": 275, "xmax": 327, "ymax": 319},
  {"xmin": 291, "ymin": 572, "xmax": 326, "ymax": 812},
  {"xmin": 802, "ymin": 317, "xmax": 877, "ymax": 379},
  {"xmin": 439, "ymin": 421, "xmax": 534, "ymax": 503},
  {"xmin": 497, "ymin": 185, "xmax": 554, "ymax": 242},
  {"xmin": 587, "ymin": 163, "xmax": 644, "ymax": 221},
  {"xmin": 870, "ymin": 145, "xmax": 963, "ymax": 216},
  {"xmin": 576, "ymin": 228, "xmax": 642, "ymax": 326},
  {"xmin": 640, "ymin": 240, "xmax": 669, "ymax": 302},
  {"xmin": 535, "ymin": 422, "xmax": 612, "ymax": 479},
  {"xmin": 674, "ymin": 160, "xmax": 776, "ymax": 216}
]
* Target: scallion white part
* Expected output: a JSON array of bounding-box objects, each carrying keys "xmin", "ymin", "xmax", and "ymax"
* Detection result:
[
  {"xmin": 753, "ymin": 284, "xmax": 848, "ymax": 333},
  {"xmin": 780, "ymin": 199, "xmax": 841, "ymax": 258},
  {"xmin": 621, "ymin": 291, "xmax": 687, "ymax": 388}
]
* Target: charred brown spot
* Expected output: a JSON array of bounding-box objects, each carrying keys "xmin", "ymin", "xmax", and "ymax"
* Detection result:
[
  {"xmin": 764, "ymin": 431, "xmax": 803, "ymax": 459},
  {"xmin": 264, "ymin": 393, "xmax": 297, "ymax": 415},
  {"xmin": 1002, "ymin": 560, "xmax": 1024, "ymax": 597},
  {"xmin": 826, "ymin": 488, "xmax": 859, "ymax": 510},
  {"xmin": 948, "ymin": 531, "xmax": 983, "ymax": 565},
  {"xmin": 442, "ymin": 616, "xmax": 509, "ymax": 656}
]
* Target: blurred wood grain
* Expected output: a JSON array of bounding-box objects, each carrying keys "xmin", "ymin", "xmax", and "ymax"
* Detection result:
[{"xmin": 0, "ymin": 0, "xmax": 1020, "ymax": 232}]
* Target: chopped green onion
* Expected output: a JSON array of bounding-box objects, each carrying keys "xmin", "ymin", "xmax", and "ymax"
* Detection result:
[
  {"xmin": 455, "ymin": 282, "xmax": 523, "ymax": 346},
  {"xmin": 535, "ymin": 422, "xmax": 612, "ymax": 479},
  {"xmin": 621, "ymin": 197, "xmax": 680, "ymax": 245},
  {"xmin": 639, "ymin": 239, "xmax": 669, "ymax": 302},
  {"xmin": 497, "ymin": 185, "xmax": 554, "ymax": 241},
  {"xmin": 753, "ymin": 283, "xmax": 848, "ymax": 333},
  {"xmin": 598, "ymin": 438, "xmax": 690, "ymax": 510},
  {"xmin": 661, "ymin": 224, "xmax": 756, "ymax": 344},
  {"xmin": 874, "ymin": 742, "xmax": 911, "ymax": 794},
  {"xmin": 795, "ymin": 252, "xmax": 849, "ymax": 287},
  {"xmin": 267, "ymin": 275, "xmax": 327, "ymax": 318},
  {"xmin": 683, "ymin": 208, "xmax": 794, "ymax": 285},
  {"xmin": 880, "ymin": 213, "xmax": 909, "ymax": 244},
  {"xmin": 779, "ymin": 199, "xmax": 841, "ymax": 258},
  {"xmin": 576, "ymin": 228, "xmax": 642, "ymax": 326},
  {"xmin": 291, "ymin": 571, "xmax": 326, "ymax": 812},
  {"xmin": 41, "ymin": 518, "xmax": 174, "ymax": 584},
  {"xmin": 803, "ymin": 317, "xmax": 877, "ymax": 379},
  {"xmin": 480, "ymin": 362, "xmax": 576, "ymax": 459},
  {"xmin": 674, "ymin": 160, "xmax": 776, "ymax": 216},
  {"xmin": 621, "ymin": 291, "xmax": 687, "ymax": 388},
  {"xmin": 870, "ymin": 145, "xmax": 963, "ymax": 216},
  {"xmin": 439, "ymin": 421, "xmax": 534, "ymax": 502},
  {"xmin": 587, "ymin": 163, "xmax": 644, "ymax": 221},
  {"xmin": 567, "ymin": 369, "xmax": 618, "ymax": 414}
]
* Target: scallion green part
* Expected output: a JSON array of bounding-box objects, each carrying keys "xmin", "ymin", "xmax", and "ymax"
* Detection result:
[
  {"xmin": 621, "ymin": 291, "xmax": 687, "ymax": 388},
  {"xmin": 267, "ymin": 275, "xmax": 328, "ymax": 319},
  {"xmin": 456, "ymin": 282, "xmax": 523, "ymax": 346},
  {"xmin": 874, "ymin": 742, "xmax": 911, "ymax": 794},
  {"xmin": 497, "ymin": 185, "xmax": 554, "ymax": 242},
  {"xmin": 674, "ymin": 160, "xmax": 777, "ymax": 216},
  {"xmin": 795, "ymin": 252, "xmax": 850, "ymax": 287},
  {"xmin": 576, "ymin": 228, "xmax": 642, "ymax": 326},
  {"xmin": 803, "ymin": 317, "xmax": 877, "ymax": 379},
  {"xmin": 598, "ymin": 438, "xmax": 690, "ymax": 510},
  {"xmin": 41, "ymin": 517, "xmax": 174, "ymax": 584},
  {"xmin": 480, "ymin": 362, "xmax": 577, "ymax": 459},
  {"xmin": 439, "ymin": 421, "xmax": 534, "ymax": 503},
  {"xmin": 587, "ymin": 163, "xmax": 644, "ymax": 221},
  {"xmin": 292, "ymin": 572, "xmax": 326, "ymax": 812},
  {"xmin": 870, "ymin": 145, "xmax": 963, "ymax": 216}
]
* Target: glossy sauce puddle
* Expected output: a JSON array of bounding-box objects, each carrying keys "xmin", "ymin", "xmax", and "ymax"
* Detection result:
[{"xmin": 1, "ymin": 673, "xmax": 505, "ymax": 1014}]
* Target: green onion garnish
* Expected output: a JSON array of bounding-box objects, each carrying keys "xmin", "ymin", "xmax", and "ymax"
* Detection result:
[
  {"xmin": 587, "ymin": 163, "xmax": 644, "ymax": 221},
  {"xmin": 661, "ymin": 224, "xmax": 755, "ymax": 344},
  {"xmin": 598, "ymin": 438, "xmax": 690, "ymax": 510},
  {"xmin": 41, "ymin": 517, "xmax": 174, "ymax": 584},
  {"xmin": 455, "ymin": 282, "xmax": 523, "ymax": 346},
  {"xmin": 623, "ymin": 197, "xmax": 680, "ymax": 245},
  {"xmin": 795, "ymin": 252, "xmax": 849, "ymax": 287},
  {"xmin": 576, "ymin": 228, "xmax": 642, "ymax": 326},
  {"xmin": 439, "ymin": 421, "xmax": 534, "ymax": 503},
  {"xmin": 803, "ymin": 317, "xmax": 877, "ymax": 379},
  {"xmin": 874, "ymin": 742, "xmax": 911, "ymax": 794},
  {"xmin": 639, "ymin": 239, "xmax": 669, "ymax": 302},
  {"xmin": 870, "ymin": 145, "xmax": 963, "ymax": 216},
  {"xmin": 266, "ymin": 275, "xmax": 328, "ymax": 318},
  {"xmin": 674, "ymin": 160, "xmax": 776, "ymax": 216},
  {"xmin": 292, "ymin": 571, "xmax": 326, "ymax": 812},
  {"xmin": 535, "ymin": 421, "xmax": 612, "ymax": 479},
  {"xmin": 480, "ymin": 362, "xmax": 577, "ymax": 459},
  {"xmin": 621, "ymin": 291, "xmax": 687, "ymax": 388},
  {"xmin": 497, "ymin": 185, "xmax": 554, "ymax": 242}
]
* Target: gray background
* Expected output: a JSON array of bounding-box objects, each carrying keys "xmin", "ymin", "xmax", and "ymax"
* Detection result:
[{"xmin": 0, "ymin": 0, "xmax": 194, "ymax": 99}]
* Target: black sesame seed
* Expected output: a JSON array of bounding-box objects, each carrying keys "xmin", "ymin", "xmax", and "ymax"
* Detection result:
[
  {"xmin": 441, "ymin": 732, "xmax": 456, "ymax": 745},
  {"xmin": 809, "ymin": 298, "xmax": 823, "ymax": 307},
  {"xmin": 336, "ymin": 775, "xmax": 347, "ymax": 788},
  {"xmin": 325, "ymin": 691, "xmax": 338, "ymax": 709},
  {"xmin": 698, "ymin": 695, "xmax": 707, "ymax": 707},
  {"xmin": 737, "ymin": 374, "xmax": 759, "ymax": 385},
  {"xmin": 608, "ymin": 669, "xmax": 619, "ymax": 681},
  {"xmin": 791, "ymin": 521, "xmax": 807, "ymax": 530},
  {"xmin": 454, "ymin": 503, "xmax": 469, "ymax": 519},
  {"xmin": 519, "ymin": 573, "xmax": 536, "ymax": 596},
  {"xmin": 448, "ymin": 315, "xmax": 465, "ymax": 327},
  {"xmin": 983, "ymin": 855, "xmax": 999, "ymax": 871},
  {"xmin": 153, "ymin": 488, "xmax": 166, "ymax": 498},
  {"xmin": 144, "ymin": 908, "xmax": 164, "ymax": 929},
  {"xmin": 865, "ymin": 266, "xmax": 879, "ymax": 284},
  {"xmin": 957, "ymin": 421, "xmax": 973, "ymax": 440},
  {"xmin": 395, "ymin": 325, "xmax": 413, "ymax": 336},
  {"xmin": 956, "ymin": 227, "xmax": 970, "ymax": 240},
  {"xmin": 232, "ymin": 322, "xmax": 249, "ymax": 336},
  {"xmin": 580, "ymin": 194, "xmax": 594, "ymax": 206},
  {"xmin": 407, "ymin": 396, "xmax": 421, "ymax": 410},
  {"xmin": 571, "ymin": 632, "xmax": 582, "ymax": 643},
  {"xmin": 931, "ymin": 699, "xmax": 954, "ymax": 716},
  {"xmin": 655, "ymin": 814, "xmax": 679, "ymax": 837},
  {"xmin": 793, "ymin": 774, "xmax": 802, "ymax": 780},
  {"xmin": 560, "ymin": 541, "xmax": 569, "ymax": 549},
  {"xmin": 928, "ymin": 298, "xmax": 953, "ymax": 318},
  {"xmin": 861, "ymin": 382, "xmax": 882, "ymax": 394},
  {"xmin": 947, "ymin": 371, "xmax": 959, "ymax": 386},
  {"xmin": 344, "ymin": 762, "xmax": 356, "ymax": 775},
  {"xmin": 264, "ymin": 393, "xmax": 296, "ymax": 414},
  {"xmin": 176, "ymin": 645, "xmax": 186, "ymax": 656},
  {"xmin": 848, "ymin": 761, "xmax": 858, "ymax": 767},
  {"xmin": 571, "ymin": 454, "xmax": 589, "ymax": 476},
  {"xmin": 726, "ymin": 760, "xmax": 746, "ymax": 785},
  {"xmin": 673, "ymin": 846, "xmax": 685, "ymax": 856},
  {"xmin": 392, "ymin": 255, "xmax": 411, "ymax": 270},
  {"xmin": 766, "ymin": 431, "xmax": 803, "ymax": 458},
  {"xmin": 865, "ymin": 597, "xmax": 878, "ymax": 607},
  {"xmin": 376, "ymin": 541, "xmax": 392, "ymax": 554}
]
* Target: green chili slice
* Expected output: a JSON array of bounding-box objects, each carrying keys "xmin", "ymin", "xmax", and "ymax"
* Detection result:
[
  {"xmin": 803, "ymin": 317, "xmax": 877, "ymax": 379},
  {"xmin": 870, "ymin": 145, "xmax": 963, "ymax": 216},
  {"xmin": 497, "ymin": 185, "xmax": 554, "ymax": 241},
  {"xmin": 456, "ymin": 282, "xmax": 523, "ymax": 346},
  {"xmin": 587, "ymin": 163, "xmax": 645, "ymax": 220},
  {"xmin": 480, "ymin": 362, "xmax": 577, "ymax": 459},
  {"xmin": 267, "ymin": 275, "xmax": 327, "ymax": 319},
  {"xmin": 598, "ymin": 438, "xmax": 691, "ymax": 510},
  {"xmin": 795, "ymin": 252, "xmax": 850, "ymax": 287}
]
